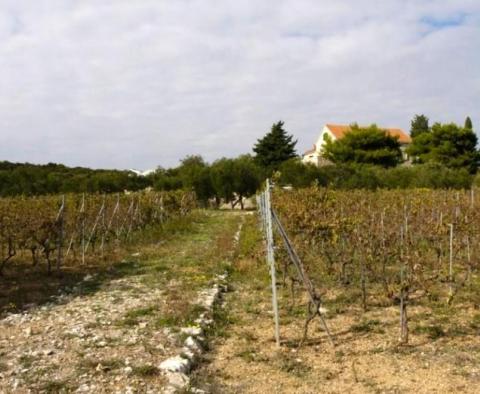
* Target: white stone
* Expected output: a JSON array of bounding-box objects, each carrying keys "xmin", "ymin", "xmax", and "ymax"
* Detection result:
[
  {"xmin": 164, "ymin": 371, "xmax": 189, "ymax": 390},
  {"xmin": 76, "ymin": 384, "xmax": 90, "ymax": 393},
  {"xmin": 181, "ymin": 347, "xmax": 196, "ymax": 361},
  {"xmin": 159, "ymin": 356, "xmax": 191, "ymax": 374},
  {"xmin": 184, "ymin": 336, "xmax": 202, "ymax": 353},
  {"xmin": 180, "ymin": 327, "xmax": 203, "ymax": 337}
]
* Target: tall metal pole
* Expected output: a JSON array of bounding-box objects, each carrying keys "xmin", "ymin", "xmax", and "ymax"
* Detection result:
[
  {"xmin": 265, "ymin": 179, "xmax": 280, "ymax": 347},
  {"xmin": 56, "ymin": 195, "xmax": 65, "ymax": 274}
]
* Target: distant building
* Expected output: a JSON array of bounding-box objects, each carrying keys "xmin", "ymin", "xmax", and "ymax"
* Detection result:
[
  {"xmin": 302, "ymin": 124, "xmax": 412, "ymax": 166},
  {"xmin": 129, "ymin": 168, "xmax": 156, "ymax": 177}
]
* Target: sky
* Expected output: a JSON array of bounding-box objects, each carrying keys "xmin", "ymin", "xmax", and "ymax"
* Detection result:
[{"xmin": 0, "ymin": 0, "xmax": 479, "ymax": 170}]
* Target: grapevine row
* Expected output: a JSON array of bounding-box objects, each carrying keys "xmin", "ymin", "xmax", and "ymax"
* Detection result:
[
  {"xmin": 273, "ymin": 187, "xmax": 480, "ymax": 342},
  {"xmin": 0, "ymin": 191, "xmax": 195, "ymax": 276}
]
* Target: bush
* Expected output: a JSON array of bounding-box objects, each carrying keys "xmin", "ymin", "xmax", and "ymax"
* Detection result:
[
  {"xmin": 278, "ymin": 161, "xmax": 473, "ymax": 190},
  {"xmin": 315, "ymin": 163, "xmax": 473, "ymax": 190},
  {"xmin": 278, "ymin": 159, "xmax": 323, "ymax": 188}
]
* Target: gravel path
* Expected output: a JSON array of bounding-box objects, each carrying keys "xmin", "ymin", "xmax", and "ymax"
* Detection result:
[
  {"xmin": 0, "ymin": 211, "xmax": 245, "ymax": 393},
  {"xmin": 0, "ymin": 273, "xmax": 177, "ymax": 393}
]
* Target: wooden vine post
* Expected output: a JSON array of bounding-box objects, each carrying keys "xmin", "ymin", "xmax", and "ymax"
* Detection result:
[
  {"xmin": 399, "ymin": 220, "xmax": 409, "ymax": 345},
  {"xmin": 100, "ymin": 194, "xmax": 106, "ymax": 257},
  {"xmin": 448, "ymin": 223, "xmax": 454, "ymax": 302},
  {"xmin": 55, "ymin": 195, "xmax": 65, "ymax": 274},
  {"xmin": 84, "ymin": 197, "xmax": 106, "ymax": 253},
  {"xmin": 399, "ymin": 264, "xmax": 409, "ymax": 344}
]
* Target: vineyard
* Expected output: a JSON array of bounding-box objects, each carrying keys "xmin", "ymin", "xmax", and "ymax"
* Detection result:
[
  {"xmin": 0, "ymin": 191, "xmax": 195, "ymax": 277},
  {"xmin": 271, "ymin": 187, "xmax": 480, "ymax": 343}
]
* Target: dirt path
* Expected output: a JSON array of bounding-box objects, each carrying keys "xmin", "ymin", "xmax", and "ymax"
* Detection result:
[
  {"xmin": 192, "ymin": 215, "xmax": 480, "ymax": 394},
  {"xmin": 0, "ymin": 211, "xmax": 242, "ymax": 393}
]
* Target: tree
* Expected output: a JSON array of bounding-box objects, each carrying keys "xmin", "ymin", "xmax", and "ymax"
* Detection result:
[
  {"xmin": 177, "ymin": 155, "xmax": 207, "ymax": 189},
  {"xmin": 210, "ymin": 156, "xmax": 261, "ymax": 209},
  {"xmin": 410, "ymin": 114, "xmax": 430, "ymax": 138},
  {"xmin": 278, "ymin": 159, "xmax": 321, "ymax": 188},
  {"xmin": 210, "ymin": 158, "xmax": 235, "ymax": 207},
  {"xmin": 176, "ymin": 155, "xmax": 214, "ymax": 203},
  {"xmin": 465, "ymin": 116, "xmax": 473, "ymax": 130},
  {"xmin": 407, "ymin": 122, "xmax": 479, "ymax": 173},
  {"xmin": 151, "ymin": 167, "xmax": 183, "ymax": 191},
  {"xmin": 253, "ymin": 121, "xmax": 297, "ymax": 173},
  {"xmin": 231, "ymin": 155, "xmax": 261, "ymax": 209},
  {"xmin": 322, "ymin": 124, "xmax": 403, "ymax": 168}
]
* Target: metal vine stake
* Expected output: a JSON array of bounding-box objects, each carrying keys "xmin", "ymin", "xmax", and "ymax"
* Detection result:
[{"xmin": 258, "ymin": 180, "xmax": 335, "ymax": 348}]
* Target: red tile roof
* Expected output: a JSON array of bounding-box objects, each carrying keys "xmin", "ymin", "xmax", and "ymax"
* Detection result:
[{"xmin": 326, "ymin": 124, "xmax": 412, "ymax": 144}]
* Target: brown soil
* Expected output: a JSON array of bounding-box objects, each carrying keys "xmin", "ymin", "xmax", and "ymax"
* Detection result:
[{"xmin": 192, "ymin": 220, "xmax": 480, "ymax": 394}]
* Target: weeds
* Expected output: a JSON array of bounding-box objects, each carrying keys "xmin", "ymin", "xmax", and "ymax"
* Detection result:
[
  {"xmin": 470, "ymin": 313, "xmax": 480, "ymax": 329},
  {"xmin": 413, "ymin": 324, "xmax": 446, "ymax": 339},
  {"xmin": 77, "ymin": 357, "xmax": 124, "ymax": 372},
  {"xmin": 235, "ymin": 348, "xmax": 268, "ymax": 363},
  {"xmin": 275, "ymin": 353, "xmax": 312, "ymax": 377},
  {"xmin": 132, "ymin": 364, "xmax": 159, "ymax": 377},
  {"xmin": 18, "ymin": 354, "xmax": 36, "ymax": 368},
  {"xmin": 39, "ymin": 379, "xmax": 71, "ymax": 393},
  {"xmin": 350, "ymin": 319, "xmax": 384, "ymax": 334}
]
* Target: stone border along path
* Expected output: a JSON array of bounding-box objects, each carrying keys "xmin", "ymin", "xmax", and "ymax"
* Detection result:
[{"xmin": 160, "ymin": 219, "xmax": 244, "ymax": 394}]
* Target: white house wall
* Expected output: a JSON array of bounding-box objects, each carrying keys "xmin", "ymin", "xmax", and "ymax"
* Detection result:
[
  {"xmin": 315, "ymin": 126, "xmax": 337, "ymax": 153},
  {"xmin": 302, "ymin": 126, "xmax": 335, "ymax": 165}
]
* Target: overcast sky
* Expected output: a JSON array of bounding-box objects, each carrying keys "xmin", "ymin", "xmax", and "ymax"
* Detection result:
[{"xmin": 0, "ymin": 0, "xmax": 479, "ymax": 170}]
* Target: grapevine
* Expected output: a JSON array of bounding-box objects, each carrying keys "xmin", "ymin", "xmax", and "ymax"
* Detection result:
[
  {"xmin": 0, "ymin": 191, "xmax": 195, "ymax": 276},
  {"xmin": 272, "ymin": 187, "xmax": 480, "ymax": 343}
]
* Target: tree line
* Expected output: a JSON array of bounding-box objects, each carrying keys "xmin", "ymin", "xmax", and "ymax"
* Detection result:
[
  {"xmin": 1, "ymin": 115, "xmax": 478, "ymax": 201},
  {"xmin": 0, "ymin": 162, "xmax": 150, "ymax": 196},
  {"xmin": 0, "ymin": 122, "xmax": 296, "ymax": 208}
]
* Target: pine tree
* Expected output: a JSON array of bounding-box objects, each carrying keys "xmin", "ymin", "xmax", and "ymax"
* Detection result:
[
  {"xmin": 465, "ymin": 116, "xmax": 473, "ymax": 130},
  {"xmin": 322, "ymin": 124, "xmax": 403, "ymax": 168},
  {"xmin": 253, "ymin": 121, "xmax": 297, "ymax": 171},
  {"xmin": 407, "ymin": 122, "xmax": 479, "ymax": 173},
  {"xmin": 410, "ymin": 114, "xmax": 430, "ymax": 138}
]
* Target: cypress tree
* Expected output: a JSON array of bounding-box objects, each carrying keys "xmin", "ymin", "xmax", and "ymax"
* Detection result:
[
  {"xmin": 253, "ymin": 121, "xmax": 297, "ymax": 172},
  {"xmin": 465, "ymin": 116, "xmax": 473, "ymax": 130}
]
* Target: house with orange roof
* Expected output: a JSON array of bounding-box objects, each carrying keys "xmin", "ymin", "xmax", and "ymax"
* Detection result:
[{"xmin": 302, "ymin": 124, "xmax": 412, "ymax": 166}]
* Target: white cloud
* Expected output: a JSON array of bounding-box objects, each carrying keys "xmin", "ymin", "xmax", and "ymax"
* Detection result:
[{"xmin": 0, "ymin": 0, "xmax": 479, "ymax": 168}]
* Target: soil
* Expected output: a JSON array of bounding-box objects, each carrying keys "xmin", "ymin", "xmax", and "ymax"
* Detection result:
[{"xmin": 192, "ymin": 217, "xmax": 480, "ymax": 394}]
